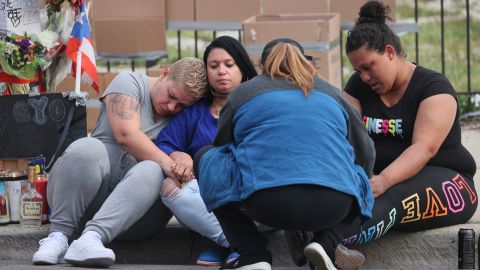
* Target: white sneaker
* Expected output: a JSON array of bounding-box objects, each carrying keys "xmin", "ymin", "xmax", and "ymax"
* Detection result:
[
  {"xmin": 64, "ymin": 233, "xmax": 115, "ymax": 267},
  {"xmin": 32, "ymin": 232, "xmax": 69, "ymax": 265},
  {"xmin": 222, "ymin": 260, "xmax": 272, "ymax": 270},
  {"xmin": 304, "ymin": 242, "xmax": 337, "ymax": 270}
]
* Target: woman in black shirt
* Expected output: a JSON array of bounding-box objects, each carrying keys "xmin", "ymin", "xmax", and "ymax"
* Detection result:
[
  {"xmin": 285, "ymin": 2, "xmax": 477, "ymax": 268},
  {"xmin": 342, "ymin": 0, "xmax": 477, "ymax": 245}
]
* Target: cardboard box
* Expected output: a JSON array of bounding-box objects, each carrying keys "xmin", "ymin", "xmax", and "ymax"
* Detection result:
[
  {"xmin": 261, "ymin": 0, "xmax": 328, "ymax": 15},
  {"xmin": 87, "ymin": 107, "xmax": 100, "ymax": 134},
  {"xmin": 55, "ymin": 72, "xmax": 119, "ymax": 98},
  {"xmin": 92, "ymin": 0, "xmax": 165, "ymax": 19},
  {"xmin": 246, "ymin": 45, "xmax": 341, "ymax": 89},
  {"xmin": 91, "ymin": 0, "xmax": 167, "ymax": 55},
  {"xmin": 166, "ymin": 0, "xmax": 195, "ymax": 21},
  {"xmin": 196, "ymin": 0, "xmax": 261, "ymax": 22},
  {"xmin": 102, "ymin": 73, "xmax": 118, "ymax": 91},
  {"xmin": 0, "ymin": 159, "xmax": 28, "ymax": 172},
  {"xmin": 56, "ymin": 75, "xmax": 102, "ymax": 99},
  {"xmin": 330, "ymin": 0, "xmax": 396, "ymax": 22},
  {"xmin": 243, "ymin": 13, "xmax": 340, "ymax": 44},
  {"xmin": 93, "ymin": 18, "xmax": 167, "ymax": 55},
  {"xmin": 308, "ymin": 46, "xmax": 342, "ymax": 89},
  {"xmin": 243, "ymin": 13, "xmax": 341, "ymax": 89}
]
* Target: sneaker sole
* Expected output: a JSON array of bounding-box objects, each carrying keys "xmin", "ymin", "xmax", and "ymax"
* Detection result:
[
  {"xmin": 304, "ymin": 242, "xmax": 337, "ymax": 270},
  {"xmin": 32, "ymin": 254, "xmax": 64, "ymax": 265},
  {"xmin": 65, "ymin": 257, "xmax": 115, "ymax": 268},
  {"xmin": 32, "ymin": 259, "xmax": 58, "ymax": 265},
  {"xmin": 196, "ymin": 261, "xmax": 224, "ymax": 266},
  {"xmin": 334, "ymin": 244, "xmax": 365, "ymax": 270},
  {"xmin": 225, "ymin": 262, "xmax": 272, "ymax": 270}
]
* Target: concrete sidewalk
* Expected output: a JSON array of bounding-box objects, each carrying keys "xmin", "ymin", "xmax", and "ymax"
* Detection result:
[{"xmin": 1, "ymin": 127, "xmax": 479, "ymax": 269}]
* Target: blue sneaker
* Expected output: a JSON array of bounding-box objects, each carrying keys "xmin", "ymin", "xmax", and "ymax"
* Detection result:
[{"xmin": 197, "ymin": 247, "xmax": 229, "ymax": 266}]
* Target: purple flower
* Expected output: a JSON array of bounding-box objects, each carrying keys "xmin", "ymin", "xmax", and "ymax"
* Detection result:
[
  {"xmin": 16, "ymin": 38, "xmax": 31, "ymax": 55},
  {"xmin": 20, "ymin": 38, "xmax": 31, "ymax": 48}
]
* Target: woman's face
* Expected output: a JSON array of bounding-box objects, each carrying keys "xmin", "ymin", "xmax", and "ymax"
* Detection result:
[
  {"xmin": 206, "ymin": 48, "xmax": 243, "ymax": 95},
  {"xmin": 347, "ymin": 46, "xmax": 396, "ymax": 95}
]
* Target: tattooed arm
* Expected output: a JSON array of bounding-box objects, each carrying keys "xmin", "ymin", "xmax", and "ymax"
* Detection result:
[{"xmin": 105, "ymin": 93, "xmax": 174, "ymax": 177}]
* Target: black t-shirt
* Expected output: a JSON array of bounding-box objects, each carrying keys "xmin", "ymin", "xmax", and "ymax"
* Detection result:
[{"xmin": 345, "ymin": 65, "xmax": 476, "ymax": 176}]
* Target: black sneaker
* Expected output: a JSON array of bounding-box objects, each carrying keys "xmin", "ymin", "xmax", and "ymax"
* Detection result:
[
  {"xmin": 220, "ymin": 255, "xmax": 272, "ymax": 270},
  {"xmin": 284, "ymin": 230, "xmax": 313, "ymax": 266}
]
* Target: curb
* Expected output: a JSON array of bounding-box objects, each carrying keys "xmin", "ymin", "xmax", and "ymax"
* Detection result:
[{"xmin": 0, "ymin": 222, "xmax": 294, "ymax": 267}]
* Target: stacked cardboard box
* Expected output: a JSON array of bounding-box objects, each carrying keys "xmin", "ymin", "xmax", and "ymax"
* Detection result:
[
  {"xmin": 166, "ymin": 0, "xmax": 195, "ymax": 22},
  {"xmin": 261, "ymin": 0, "xmax": 328, "ymax": 15},
  {"xmin": 91, "ymin": 0, "xmax": 167, "ymax": 58},
  {"xmin": 195, "ymin": 0, "xmax": 261, "ymax": 22},
  {"xmin": 243, "ymin": 13, "xmax": 342, "ymax": 89},
  {"xmin": 165, "ymin": 0, "xmax": 395, "ymax": 25}
]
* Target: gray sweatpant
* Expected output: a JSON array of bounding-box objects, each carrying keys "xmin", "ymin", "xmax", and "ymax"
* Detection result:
[{"xmin": 47, "ymin": 137, "xmax": 172, "ymax": 243}]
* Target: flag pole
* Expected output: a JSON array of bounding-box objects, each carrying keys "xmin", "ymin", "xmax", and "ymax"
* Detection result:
[
  {"xmin": 74, "ymin": 48, "xmax": 82, "ymax": 94},
  {"xmin": 74, "ymin": 1, "xmax": 91, "ymax": 94}
]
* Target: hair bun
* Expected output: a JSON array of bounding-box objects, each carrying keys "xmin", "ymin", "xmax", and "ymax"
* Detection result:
[{"xmin": 356, "ymin": 1, "xmax": 391, "ymax": 25}]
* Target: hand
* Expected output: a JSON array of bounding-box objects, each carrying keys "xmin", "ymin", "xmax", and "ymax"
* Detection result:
[
  {"xmin": 170, "ymin": 151, "xmax": 195, "ymax": 183},
  {"xmin": 369, "ymin": 174, "xmax": 389, "ymax": 198}
]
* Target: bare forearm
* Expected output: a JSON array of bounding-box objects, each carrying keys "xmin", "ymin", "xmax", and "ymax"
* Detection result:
[
  {"xmin": 120, "ymin": 131, "xmax": 173, "ymax": 172},
  {"xmin": 380, "ymin": 143, "xmax": 435, "ymax": 189}
]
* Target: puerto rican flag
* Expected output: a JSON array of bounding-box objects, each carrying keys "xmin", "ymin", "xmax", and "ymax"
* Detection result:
[{"xmin": 66, "ymin": 3, "xmax": 99, "ymax": 92}]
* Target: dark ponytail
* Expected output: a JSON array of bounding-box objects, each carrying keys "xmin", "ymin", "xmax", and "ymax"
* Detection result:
[{"xmin": 346, "ymin": 1, "xmax": 404, "ymax": 57}]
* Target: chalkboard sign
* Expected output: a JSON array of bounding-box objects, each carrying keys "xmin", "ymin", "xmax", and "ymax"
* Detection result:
[{"xmin": 0, "ymin": 93, "xmax": 87, "ymax": 166}]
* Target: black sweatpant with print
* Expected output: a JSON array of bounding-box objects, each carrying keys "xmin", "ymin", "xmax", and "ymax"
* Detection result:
[{"xmin": 341, "ymin": 165, "xmax": 477, "ymax": 246}]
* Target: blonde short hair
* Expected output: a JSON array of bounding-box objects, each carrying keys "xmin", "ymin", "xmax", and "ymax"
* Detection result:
[{"xmin": 168, "ymin": 57, "xmax": 207, "ymax": 99}]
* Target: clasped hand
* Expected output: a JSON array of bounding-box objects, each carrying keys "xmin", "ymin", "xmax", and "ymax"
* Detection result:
[
  {"xmin": 370, "ymin": 174, "xmax": 389, "ymax": 198},
  {"xmin": 170, "ymin": 151, "xmax": 195, "ymax": 183}
]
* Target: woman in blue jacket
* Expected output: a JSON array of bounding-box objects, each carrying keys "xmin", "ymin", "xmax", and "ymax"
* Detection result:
[{"xmin": 195, "ymin": 38, "xmax": 375, "ymax": 270}]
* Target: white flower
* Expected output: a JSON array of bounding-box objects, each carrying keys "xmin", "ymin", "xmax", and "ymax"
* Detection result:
[
  {"xmin": 33, "ymin": 30, "xmax": 59, "ymax": 49},
  {"xmin": 4, "ymin": 43, "xmax": 15, "ymax": 55}
]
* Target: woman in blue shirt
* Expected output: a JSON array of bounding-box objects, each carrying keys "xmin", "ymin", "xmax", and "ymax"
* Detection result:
[
  {"xmin": 195, "ymin": 38, "xmax": 375, "ymax": 270},
  {"xmin": 155, "ymin": 36, "xmax": 257, "ymax": 266}
]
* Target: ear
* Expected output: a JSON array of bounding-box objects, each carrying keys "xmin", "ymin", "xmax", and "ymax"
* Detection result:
[
  {"xmin": 160, "ymin": 67, "xmax": 171, "ymax": 79},
  {"xmin": 385, "ymin": 45, "xmax": 396, "ymax": 60}
]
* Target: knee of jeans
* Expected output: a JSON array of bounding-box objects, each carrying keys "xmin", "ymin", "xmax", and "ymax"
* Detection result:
[
  {"xmin": 161, "ymin": 177, "xmax": 182, "ymax": 200},
  {"xmin": 184, "ymin": 179, "xmax": 199, "ymax": 193}
]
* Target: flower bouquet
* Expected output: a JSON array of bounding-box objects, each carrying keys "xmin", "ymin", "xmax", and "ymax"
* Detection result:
[{"xmin": 0, "ymin": 30, "xmax": 47, "ymax": 80}]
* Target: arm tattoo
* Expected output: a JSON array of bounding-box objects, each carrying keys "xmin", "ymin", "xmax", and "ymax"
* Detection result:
[{"xmin": 109, "ymin": 94, "xmax": 140, "ymax": 120}]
